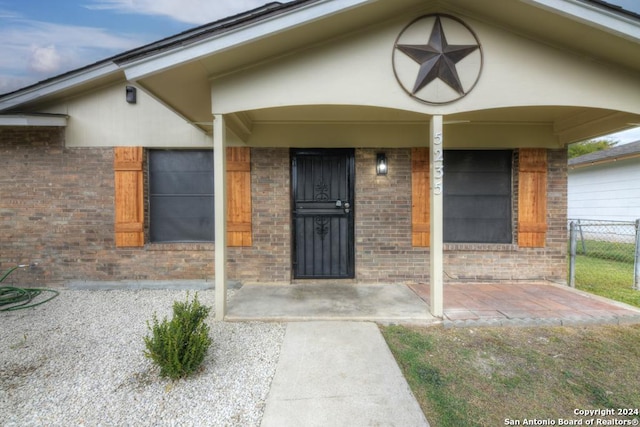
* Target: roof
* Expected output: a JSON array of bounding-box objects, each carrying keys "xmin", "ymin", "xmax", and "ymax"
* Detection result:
[
  {"xmin": 585, "ymin": 0, "xmax": 640, "ymax": 19},
  {"xmin": 0, "ymin": 1, "xmax": 312, "ymax": 107},
  {"xmin": 114, "ymin": 1, "xmax": 316, "ymax": 65},
  {"xmin": 569, "ymin": 140, "xmax": 640, "ymax": 167},
  {"xmin": 1, "ymin": 0, "xmax": 640, "ymax": 135},
  {"xmin": 1, "ymin": 0, "xmax": 639, "ymax": 101}
]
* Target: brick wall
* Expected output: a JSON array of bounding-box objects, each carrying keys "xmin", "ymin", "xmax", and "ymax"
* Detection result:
[
  {"xmin": 355, "ymin": 149, "xmax": 430, "ymax": 282},
  {"xmin": 441, "ymin": 149, "xmax": 567, "ymax": 282},
  {"xmin": 0, "ymin": 128, "xmax": 567, "ymax": 287},
  {"xmin": 0, "ymin": 127, "xmax": 215, "ymax": 287},
  {"xmin": 355, "ymin": 148, "xmax": 568, "ymax": 284},
  {"xmin": 228, "ymin": 148, "xmax": 291, "ymax": 283}
]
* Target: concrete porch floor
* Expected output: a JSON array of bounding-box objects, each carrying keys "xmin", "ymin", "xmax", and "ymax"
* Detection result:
[
  {"xmin": 226, "ymin": 281, "xmax": 640, "ymax": 327},
  {"xmin": 226, "ymin": 282, "xmax": 436, "ymax": 323}
]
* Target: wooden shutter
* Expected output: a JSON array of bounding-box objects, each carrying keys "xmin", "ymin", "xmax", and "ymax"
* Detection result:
[
  {"xmin": 412, "ymin": 148, "xmax": 430, "ymax": 247},
  {"xmin": 114, "ymin": 147, "xmax": 144, "ymax": 247},
  {"xmin": 518, "ymin": 148, "xmax": 547, "ymax": 247},
  {"xmin": 226, "ymin": 147, "xmax": 252, "ymax": 246}
]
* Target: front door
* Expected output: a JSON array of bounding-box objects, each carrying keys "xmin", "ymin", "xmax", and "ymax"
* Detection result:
[{"xmin": 291, "ymin": 149, "xmax": 355, "ymax": 279}]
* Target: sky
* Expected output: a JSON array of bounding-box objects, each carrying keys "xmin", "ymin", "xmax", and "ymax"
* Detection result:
[
  {"xmin": 0, "ymin": 0, "xmax": 277, "ymax": 94},
  {"xmin": 0, "ymin": 0, "xmax": 639, "ymax": 142}
]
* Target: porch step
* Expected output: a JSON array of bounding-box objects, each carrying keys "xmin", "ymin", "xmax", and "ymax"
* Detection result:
[{"xmin": 443, "ymin": 314, "xmax": 640, "ymax": 328}]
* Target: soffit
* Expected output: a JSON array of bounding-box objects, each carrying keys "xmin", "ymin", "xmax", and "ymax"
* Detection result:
[
  {"xmin": 246, "ymin": 104, "xmax": 594, "ymax": 123},
  {"xmin": 238, "ymin": 105, "xmax": 640, "ymax": 146}
]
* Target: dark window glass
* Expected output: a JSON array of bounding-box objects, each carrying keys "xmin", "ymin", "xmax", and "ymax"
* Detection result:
[
  {"xmin": 149, "ymin": 150, "xmax": 214, "ymax": 242},
  {"xmin": 444, "ymin": 150, "xmax": 512, "ymax": 243}
]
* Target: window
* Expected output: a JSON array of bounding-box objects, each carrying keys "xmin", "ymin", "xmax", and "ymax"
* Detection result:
[
  {"xmin": 149, "ymin": 150, "xmax": 214, "ymax": 242},
  {"xmin": 444, "ymin": 150, "xmax": 512, "ymax": 243}
]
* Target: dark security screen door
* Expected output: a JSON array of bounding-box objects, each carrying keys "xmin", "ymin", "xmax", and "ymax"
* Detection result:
[{"xmin": 291, "ymin": 149, "xmax": 355, "ymax": 279}]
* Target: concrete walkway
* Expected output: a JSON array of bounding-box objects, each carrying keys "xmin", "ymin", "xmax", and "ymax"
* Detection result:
[{"xmin": 260, "ymin": 321, "xmax": 430, "ymax": 427}]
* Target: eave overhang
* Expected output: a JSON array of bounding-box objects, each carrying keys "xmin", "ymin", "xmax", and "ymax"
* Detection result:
[
  {"xmin": 522, "ymin": 0, "xmax": 640, "ymax": 42},
  {"xmin": 0, "ymin": 62, "xmax": 121, "ymax": 113},
  {"xmin": 120, "ymin": 0, "xmax": 376, "ymax": 81}
]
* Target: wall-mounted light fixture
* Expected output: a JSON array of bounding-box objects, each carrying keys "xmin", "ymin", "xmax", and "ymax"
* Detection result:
[
  {"xmin": 376, "ymin": 152, "xmax": 388, "ymax": 176},
  {"xmin": 126, "ymin": 85, "xmax": 137, "ymax": 104}
]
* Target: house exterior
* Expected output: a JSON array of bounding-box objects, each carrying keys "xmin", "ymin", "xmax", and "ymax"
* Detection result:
[
  {"xmin": 1, "ymin": 0, "xmax": 640, "ymax": 319},
  {"xmin": 568, "ymin": 140, "xmax": 640, "ymax": 221}
]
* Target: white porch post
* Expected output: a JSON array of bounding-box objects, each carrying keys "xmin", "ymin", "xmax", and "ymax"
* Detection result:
[
  {"xmin": 213, "ymin": 114, "xmax": 227, "ymax": 321},
  {"xmin": 430, "ymin": 115, "xmax": 444, "ymax": 317}
]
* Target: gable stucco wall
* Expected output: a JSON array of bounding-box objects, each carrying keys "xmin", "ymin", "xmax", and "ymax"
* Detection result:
[
  {"xmin": 211, "ymin": 12, "xmax": 640, "ymax": 117},
  {"xmin": 42, "ymin": 82, "xmax": 214, "ymax": 148},
  {"xmin": 0, "ymin": 128, "xmax": 567, "ymax": 286}
]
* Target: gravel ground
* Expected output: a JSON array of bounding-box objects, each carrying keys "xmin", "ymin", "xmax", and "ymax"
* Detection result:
[{"xmin": 0, "ymin": 289, "xmax": 286, "ymax": 426}]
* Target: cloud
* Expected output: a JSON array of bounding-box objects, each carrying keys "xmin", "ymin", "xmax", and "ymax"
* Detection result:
[
  {"xmin": 29, "ymin": 45, "xmax": 63, "ymax": 73},
  {"xmin": 0, "ymin": 16, "xmax": 147, "ymax": 93},
  {"xmin": 85, "ymin": 0, "xmax": 273, "ymax": 25},
  {"xmin": 0, "ymin": 8, "xmax": 22, "ymax": 19},
  {"xmin": 0, "ymin": 1, "xmax": 283, "ymax": 94}
]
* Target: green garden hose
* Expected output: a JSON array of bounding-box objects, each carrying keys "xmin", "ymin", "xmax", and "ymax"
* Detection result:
[
  {"xmin": 0, "ymin": 286, "xmax": 59, "ymax": 311},
  {"xmin": 0, "ymin": 264, "xmax": 59, "ymax": 311}
]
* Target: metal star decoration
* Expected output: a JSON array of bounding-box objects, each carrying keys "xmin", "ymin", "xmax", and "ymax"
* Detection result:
[{"xmin": 397, "ymin": 16, "xmax": 479, "ymax": 95}]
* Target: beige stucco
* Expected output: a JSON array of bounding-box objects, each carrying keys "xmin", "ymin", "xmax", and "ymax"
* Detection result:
[{"xmin": 42, "ymin": 83, "xmax": 213, "ymax": 148}]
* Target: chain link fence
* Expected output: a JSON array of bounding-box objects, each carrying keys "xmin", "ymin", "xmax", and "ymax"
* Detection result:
[{"xmin": 568, "ymin": 219, "xmax": 640, "ymax": 290}]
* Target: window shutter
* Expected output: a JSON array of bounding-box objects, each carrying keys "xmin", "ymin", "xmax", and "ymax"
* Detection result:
[
  {"xmin": 226, "ymin": 147, "xmax": 252, "ymax": 246},
  {"xmin": 114, "ymin": 147, "xmax": 144, "ymax": 247},
  {"xmin": 518, "ymin": 148, "xmax": 547, "ymax": 248},
  {"xmin": 412, "ymin": 148, "xmax": 430, "ymax": 247}
]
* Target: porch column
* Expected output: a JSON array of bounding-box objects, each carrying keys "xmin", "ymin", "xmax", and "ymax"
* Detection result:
[
  {"xmin": 213, "ymin": 114, "xmax": 227, "ymax": 321},
  {"xmin": 430, "ymin": 115, "xmax": 444, "ymax": 317}
]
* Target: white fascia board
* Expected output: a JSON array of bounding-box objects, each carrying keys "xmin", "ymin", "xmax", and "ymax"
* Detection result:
[
  {"xmin": 0, "ymin": 114, "xmax": 68, "ymax": 127},
  {"xmin": 519, "ymin": 0, "xmax": 640, "ymax": 42},
  {"xmin": 124, "ymin": 0, "xmax": 378, "ymax": 81},
  {"xmin": 0, "ymin": 62, "xmax": 120, "ymax": 112}
]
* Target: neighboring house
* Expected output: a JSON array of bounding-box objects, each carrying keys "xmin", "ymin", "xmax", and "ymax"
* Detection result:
[
  {"xmin": 1, "ymin": 0, "xmax": 640, "ymax": 318},
  {"xmin": 568, "ymin": 140, "xmax": 640, "ymax": 222}
]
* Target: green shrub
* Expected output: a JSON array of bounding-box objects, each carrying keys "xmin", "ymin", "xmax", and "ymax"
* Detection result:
[{"xmin": 144, "ymin": 293, "xmax": 212, "ymax": 380}]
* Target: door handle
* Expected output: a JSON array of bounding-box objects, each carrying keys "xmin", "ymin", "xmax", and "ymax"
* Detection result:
[{"xmin": 336, "ymin": 200, "xmax": 351, "ymax": 213}]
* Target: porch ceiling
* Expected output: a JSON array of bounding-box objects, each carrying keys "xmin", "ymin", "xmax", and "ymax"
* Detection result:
[{"xmin": 224, "ymin": 105, "xmax": 640, "ymax": 147}]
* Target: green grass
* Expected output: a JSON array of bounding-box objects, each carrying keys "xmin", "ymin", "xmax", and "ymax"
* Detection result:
[
  {"xmin": 575, "ymin": 239, "xmax": 636, "ymax": 264},
  {"xmin": 573, "ymin": 254, "xmax": 640, "ymax": 308},
  {"xmin": 381, "ymin": 324, "xmax": 640, "ymax": 427},
  {"xmin": 381, "ymin": 326, "xmax": 472, "ymax": 427}
]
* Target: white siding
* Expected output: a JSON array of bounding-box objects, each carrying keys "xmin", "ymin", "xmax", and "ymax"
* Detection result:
[{"xmin": 568, "ymin": 157, "xmax": 640, "ymax": 221}]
